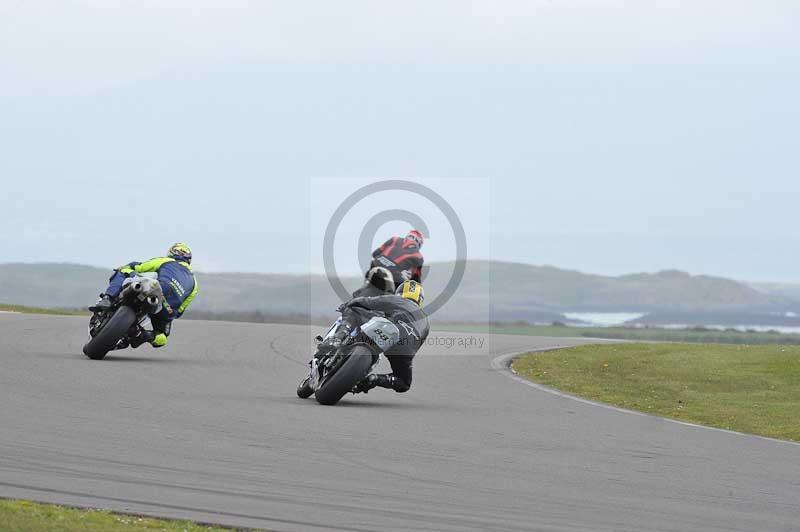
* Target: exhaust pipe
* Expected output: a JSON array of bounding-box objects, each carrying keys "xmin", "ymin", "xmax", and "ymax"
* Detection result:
[
  {"xmin": 147, "ymin": 295, "xmax": 159, "ymax": 307},
  {"xmin": 132, "ymin": 282, "xmax": 143, "ymax": 292}
]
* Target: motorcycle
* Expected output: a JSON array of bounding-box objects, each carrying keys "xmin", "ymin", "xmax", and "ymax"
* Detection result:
[
  {"xmin": 82, "ymin": 274, "xmax": 164, "ymax": 360},
  {"xmin": 297, "ymin": 315, "xmax": 401, "ymax": 405}
]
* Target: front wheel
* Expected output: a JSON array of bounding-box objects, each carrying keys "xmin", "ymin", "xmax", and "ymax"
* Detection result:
[
  {"xmin": 83, "ymin": 305, "xmax": 136, "ymax": 360},
  {"xmin": 314, "ymin": 345, "xmax": 375, "ymax": 405},
  {"xmin": 296, "ymin": 376, "xmax": 314, "ymax": 399}
]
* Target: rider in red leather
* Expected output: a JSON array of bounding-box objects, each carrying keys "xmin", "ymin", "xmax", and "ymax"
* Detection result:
[{"xmin": 369, "ymin": 230, "xmax": 424, "ymax": 286}]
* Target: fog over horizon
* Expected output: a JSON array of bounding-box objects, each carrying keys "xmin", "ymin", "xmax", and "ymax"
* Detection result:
[{"xmin": 1, "ymin": 1, "xmax": 798, "ymax": 283}]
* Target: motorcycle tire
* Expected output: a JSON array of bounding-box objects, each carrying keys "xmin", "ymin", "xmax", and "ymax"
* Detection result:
[
  {"xmin": 83, "ymin": 305, "xmax": 136, "ymax": 360},
  {"xmin": 314, "ymin": 345, "xmax": 374, "ymax": 406}
]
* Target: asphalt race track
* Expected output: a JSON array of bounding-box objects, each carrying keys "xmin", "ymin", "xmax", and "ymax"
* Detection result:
[{"xmin": 1, "ymin": 314, "xmax": 798, "ymax": 531}]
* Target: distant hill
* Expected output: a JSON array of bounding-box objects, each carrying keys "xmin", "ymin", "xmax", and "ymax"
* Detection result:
[
  {"xmin": 0, "ymin": 261, "xmax": 797, "ymax": 324},
  {"xmin": 463, "ymin": 262, "xmax": 795, "ymax": 313},
  {"xmin": 749, "ymin": 282, "xmax": 800, "ymax": 305}
]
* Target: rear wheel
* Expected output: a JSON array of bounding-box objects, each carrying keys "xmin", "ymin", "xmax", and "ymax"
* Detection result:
[
  {"xmin": 83, "ymin": 305, "xmax": 136, "ymax": 360},
  {"xmin": 315, "ymin": 345, "xmax": 374, "ymax": 405}
]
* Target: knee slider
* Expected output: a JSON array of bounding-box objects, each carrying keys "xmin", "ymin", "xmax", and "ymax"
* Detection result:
[{"xmin": 152, "ymin": 333, "xmax": 168, "ymax": 348}]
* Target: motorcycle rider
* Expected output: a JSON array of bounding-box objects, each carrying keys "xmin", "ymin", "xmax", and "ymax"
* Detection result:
[
  {"xmin": 341, "ymin": 280, "xmax": 429, "ymax": 394},
  {"xmin": 369, "ymin": 229, "xmax": 425, "ymax": 286},
  {"xmin": 90, "ymin": 243, "xmax": 198, "ymax": 348}
]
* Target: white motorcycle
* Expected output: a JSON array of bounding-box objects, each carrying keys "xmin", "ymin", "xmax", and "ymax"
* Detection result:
[{"xmin": 297, "ymin": 315, "xmax": 400, "ymax": 405}]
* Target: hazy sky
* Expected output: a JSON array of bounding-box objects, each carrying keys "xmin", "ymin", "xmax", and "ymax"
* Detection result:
[{"xmin": 1, "ymin": 1, "xmax": 798, "ymax": 281}]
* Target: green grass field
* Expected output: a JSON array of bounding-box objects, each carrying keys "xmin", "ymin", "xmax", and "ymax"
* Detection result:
[
  {"xmin": 0, "ymin": 500, "xmax": 236, "ymax": 532},
  {"xmin": 513, "ymin": 343, "xmax": 800, "ymax": 441},
  {"xmin": 439, "ymin": 323, "xmax": 800, "ymax": 345},
  {"xmin": 0, "ymin": 303, "xmax": 87, "ymax": 316}
]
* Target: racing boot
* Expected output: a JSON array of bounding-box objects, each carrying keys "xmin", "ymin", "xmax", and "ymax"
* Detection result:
[
  {"xmin": 352, "ymin": 374, "xmax": 396, "ymax": 394},
  {"xmin": 130, "ymin": 330, "xmax": 154, "ymax": 348},
  {"xmin": 89, "ymin": 293, "xmax": 113, "ymax": 312}
]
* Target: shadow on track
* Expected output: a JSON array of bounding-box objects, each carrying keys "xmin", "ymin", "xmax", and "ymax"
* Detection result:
[
  {"xmin": 272, "ymin": 395, "xmax": 451, "ymax": 411},
  {"xmin": 99, "ymin": 355, "xmax": 185, "ymax": 363},
  {"xmin": 24, "ymin": 352, "xmax": 183, "ymax": 364}
]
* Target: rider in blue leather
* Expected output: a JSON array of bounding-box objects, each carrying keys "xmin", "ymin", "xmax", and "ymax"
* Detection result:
[{"xmin": 91, "ymin": 243, "xmax": 198, "ymax": 347}]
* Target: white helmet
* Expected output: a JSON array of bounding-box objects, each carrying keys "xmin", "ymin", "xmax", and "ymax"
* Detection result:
[{"xmin": 366, "ymin": 266, "xmax": 396, "ymax": 294}]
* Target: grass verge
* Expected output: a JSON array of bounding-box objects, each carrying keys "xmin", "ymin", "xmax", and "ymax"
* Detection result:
[
  {"xmin": 0, "ymin": 303, "xmax": 87, "ymax": 316},
  {"xmin": 0, "ymin": 499, "xmax": 238, "ymax": 532},
  {"xmin": 512, "ymin": 343, "xmax": 800, "ymax": 441},
  {"xmin": 439, "ymin": 323, "xmax": 800, "ymax": 345}
]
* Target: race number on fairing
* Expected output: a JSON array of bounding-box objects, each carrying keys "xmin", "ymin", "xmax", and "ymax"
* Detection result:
[{"xmin": 360, "ymin": 317, "xmax": 400, "ymax": 350}]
